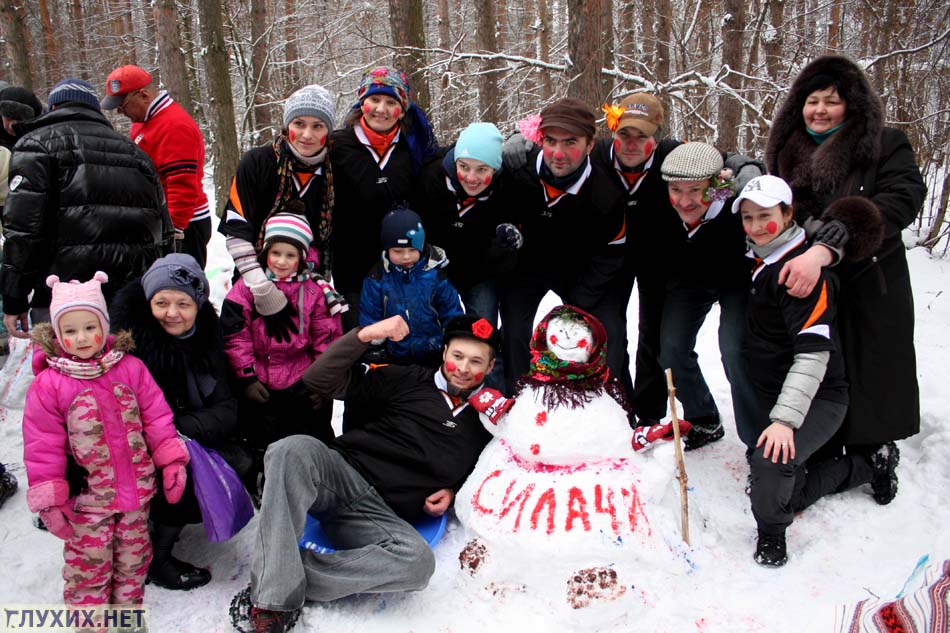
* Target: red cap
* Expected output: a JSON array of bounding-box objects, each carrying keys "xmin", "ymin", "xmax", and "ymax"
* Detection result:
[{"xmin": 101, "ymin": 65, "xmax": 152, "ymax": 109}]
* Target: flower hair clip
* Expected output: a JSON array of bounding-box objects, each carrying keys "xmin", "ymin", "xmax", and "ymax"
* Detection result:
[
  {"xmin": 518, "ymin": 114, "xmax": 544, "ymax": 145},
  {"xmin": 703, "ymin": 176, "xmax": 737, "ymax": 204},
  {"xmin": 471, "ymin": 318, "xmax": 494, "ymax": 339},
  {"xmin": 602, "ymin": 103, "xmax": 627, "ymax": 132}
]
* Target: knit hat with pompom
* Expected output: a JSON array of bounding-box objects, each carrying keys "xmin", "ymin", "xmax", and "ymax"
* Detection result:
[{"xmin": 47, "ymin": 271, "xmax": 110, "ymax": 345}]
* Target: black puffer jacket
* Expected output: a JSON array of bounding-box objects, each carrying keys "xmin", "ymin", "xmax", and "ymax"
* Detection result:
[{"xmin": 0, "ymin": 104, "xmax": 173, "ymax": 310}]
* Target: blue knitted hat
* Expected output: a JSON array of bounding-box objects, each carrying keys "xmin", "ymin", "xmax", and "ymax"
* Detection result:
[
  {"xmin": 48, "ymin": 78, "xmax": 101, "ymax": 113},
  {"xmin": 380, "ymin": 207, "xmax": 425, "ymax": 251},
  {"xmin": 455, "ymin": 122, "xmax": 503, "ymax": 171}
]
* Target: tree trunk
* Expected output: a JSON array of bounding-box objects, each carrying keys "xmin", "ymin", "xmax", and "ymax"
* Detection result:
[
  {"xmin": 537, "ymin": 0, "xmax": 552, "ymax": 100},
  {"xmin": 0, "ymin": 0, "xmax": 34, "ymax": 89},
  {"xmin": 719, "ymin": 0, "xmax": 744, "ymax": 151},
  {"xmin": 70, "ymin": 0, "xmax": 89, "ymax": 79},
  {"xmin": 655, "ymin": 0, "xmax": 671, "ymax": 84},
  {"xmin": 154, "ymin": 0, "xmax": 196, "ymax": 118},
  {"xmin": 388, "ymin": 0, "xmax": 432, "ymax": 111},
  {"xmin": 827, "ymin": 0, "xmax": 841, "ymax": 52},
  {"xmin": 38, "ymin": 0, "xmax": 58, "ymax": 87},
  {"xmin": 566, "ymin": 0, "xmax": 611, "ymax": 105},
  {"xmin": 196, "ymin": 0, "xmax": 240, "ymax": 217},
  {"xmin": 474, "ymin": 0, "xmax": 501, "ymax": 122},
  {"xmin": 284, "ymin": 0, "xmax": 302, "ymax": 92},
  {"xmin": 250, "ymin": 0, "xmax": 277, "ymax": 141}
]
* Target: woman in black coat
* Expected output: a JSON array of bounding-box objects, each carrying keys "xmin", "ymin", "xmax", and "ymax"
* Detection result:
[
  {"xmin": 765, "ymin": 55, "xmax": 926, "ymax": 504},
  {"xmin": 110, "ymin": 254, "xmax": 252, "ymax": 590}
]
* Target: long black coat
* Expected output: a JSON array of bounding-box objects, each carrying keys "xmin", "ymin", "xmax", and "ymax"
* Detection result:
[
  {"xmin": 0, "ymin": 104, "xmax": 173, "ymax": 310},
  {"xmin": 766, "ymin": 55, "xmax": 926, "ymax": 445}
]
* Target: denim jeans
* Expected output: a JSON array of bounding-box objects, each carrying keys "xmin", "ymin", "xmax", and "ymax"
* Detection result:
[
  {"xmin": 251, "ymin": 436, "xmax": 435, "ymax": 610},
  {"xmin": 659, "ymin": 284, "xmax": 758, "ymax": 448},
  {"xmin": 460, "ymin": 280, "xmax": 504, "ymax": 390}
]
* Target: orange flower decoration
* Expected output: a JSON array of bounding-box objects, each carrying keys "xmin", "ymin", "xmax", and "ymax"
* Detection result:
[{"xmin": 602, "ymin": 103, "xmax": 627, "ymax": 132}]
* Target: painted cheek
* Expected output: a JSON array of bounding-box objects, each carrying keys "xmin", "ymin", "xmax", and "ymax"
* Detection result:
[
  {"xmin": 669, "ymin": 196, "xmax": 677, "ymax": 207},
  {"xmin": 457, "ymin": 170, "xmax": 465, "ymax": 182},
  {"xmin": 392, "ymin": 106, "xmax": 401, "ymax": 119},
  {"xmin": 483, "ymin": 175, "xmax": 492, "ymax": 185},
  {"xmin": 612, "ymin": 138, "xmax": 621, "ymax": 153},
  {"xmin": 317, "ymin": 134, "xmax": 326, "ymax": 147},
  {"xmin": 94, "ymin": 334, "xmax": 102, "ymax": 345},
  {"xmin": 288, "ymin": 129, "xmax": 295, "ymax": 142},
  {"xmin": 362, "ymin": 102, "xmax": 372, "ymax": 115},
  {"xmin": 766, "ymin": 221, "xmax": 779, "ymax": 235},
  {"xmin": 445, "ymin": 360, "xmax": 457, "ymax": 372},
  {"xmin": 643, "ymin": 140, "xmax": 655, "ymax": 156},
  {"xmin": 567, "ymin": 147, "xmax": 583, "ymax": 161},
  {"xmin": 63, "ymin": 339, "xmax": 72, "ymax": 349},
  {"xmin": 473, "ymin": 372, "xmax": 484, "ymax": 382}
]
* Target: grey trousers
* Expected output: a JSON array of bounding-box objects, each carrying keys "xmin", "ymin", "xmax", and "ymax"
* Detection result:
[
  {"xmin": 251, "ymin": 436, "xmax": 435, "ymax": 611},
  {"xmin": 750, "ymin": 399, "xmax": 871, "ymax": 536}
]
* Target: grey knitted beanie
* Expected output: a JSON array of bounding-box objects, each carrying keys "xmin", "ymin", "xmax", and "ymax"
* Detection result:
[
  {"xmin": 283, "ymin": 84, "xmax": 336, "ymax": 129},
  {"xmin": 661, "ymin": 142, "xmax": 724, "ymax": 181}
]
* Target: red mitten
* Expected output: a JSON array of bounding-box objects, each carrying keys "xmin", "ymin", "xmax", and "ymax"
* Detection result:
[
  {"xmin": 632, "ymin": 420, "xmax": 693, "ymax": 452},
  {"xmin": 163, "ymin": 464, "xmax": 187, "ymax": 504},
  {"xmin": 468, "ymin": 388, "xmax": 515, "ymax": 425},
  {"xmin": 39, "ymin": 505, "xmax": 75, "ymax": 540}
]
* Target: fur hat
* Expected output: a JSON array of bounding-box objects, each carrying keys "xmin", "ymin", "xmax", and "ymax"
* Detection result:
[
  {"xmin": 0, "ymin": 86, "xmax": 43, "ymax": 122},
  {"xmin": 264, "ymin": 213, "xmax": 313, "ymax": 253},
  {"xmin": 47, "ymin": 272, "xmax": 110, "ymax": 345},
  {"xmin": 142, "ymin": 253, "xmax": 209, "ymax": 308},
  {"xmin": 455, "ymin": 122, "xmax": 503, "ymax": 171},
  {"xmin": 48, "ymin": 78, "xmax": 101, "ymax": 112},
  {"xmin": 539, "ymin": 98, "xmax": 596, "ymax": 140},
  {"xmin": 283, "ymin": 84, "xmax": 336, "ymax": 130},
  {"xmin": 380, "ymin": 207, "xmax": 425, "ymax": 251},
  {"xmin": 443, "ymin": 314, "xmax": 502, "ymax": 354},
  {"xmin": 661, "ymin": 142, "xmax": 723, "ymax": 181}
]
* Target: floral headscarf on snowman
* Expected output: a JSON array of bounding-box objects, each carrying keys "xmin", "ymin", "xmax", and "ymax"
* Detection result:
[{"xmin": 519, "ymin": 305, "xmax": 629, "ymax": 412}]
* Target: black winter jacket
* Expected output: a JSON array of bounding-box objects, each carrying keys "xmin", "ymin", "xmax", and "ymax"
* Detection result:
[
  {"xmin": 415, "ymin": 148, "xmax": 518, "ymax": 292},
  {"xmin": 766, "ymin": 55, "xmax": 926, "ymax": 444},
  {"xmin": 0, "ymin": 104, "xmax": 173, "ymax": 311},
  {"xmin": 304, "ymin": 329, "xmax": 491, "ymax": 520},
  {"xmin": 329, "ymin": 126, "xmax": 418, "ymax": 295}
]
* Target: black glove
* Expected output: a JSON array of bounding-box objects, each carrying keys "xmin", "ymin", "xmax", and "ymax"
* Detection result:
[
  {"xmin": 815, "ymin": 219, "xmax": 849, "ymax": 251},
  {"xmin": 262, "ymin": 302, "xmax": 299, "ymax": 343},
  {"xmin": 494, "ymin": 223, "xmax": 524, "ymax": 250}
]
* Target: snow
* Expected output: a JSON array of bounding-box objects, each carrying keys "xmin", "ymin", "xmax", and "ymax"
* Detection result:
[{"xmin": 1, "ymin": 230, "xmax": 949, "ymax": 632}]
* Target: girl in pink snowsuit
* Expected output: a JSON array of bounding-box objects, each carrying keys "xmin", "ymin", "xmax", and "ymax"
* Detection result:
[{"xmin": 22, "ymin": 272, "xmax": 189, "ymax": 608}]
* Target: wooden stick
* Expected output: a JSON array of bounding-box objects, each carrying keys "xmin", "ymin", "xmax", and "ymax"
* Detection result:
[{"xmin": 666, "ymin": 368, "xmax": 690, "ymax": 546}]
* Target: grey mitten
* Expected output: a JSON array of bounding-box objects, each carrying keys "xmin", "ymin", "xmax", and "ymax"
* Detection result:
[
  {"xmin": 494, "ymin": 223, "xmax": 524, "ymax": 250},
  {"xmin": 815, "ymin": 219, "xmax": 849, "ymax": 250},
  {"xmin": 502, "ymin": 132, "xmax": 533, "ymax": 171}
]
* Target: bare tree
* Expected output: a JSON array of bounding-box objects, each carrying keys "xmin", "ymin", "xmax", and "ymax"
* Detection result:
[
  {"xmin": 0, "ymin": 0, "xmax": 35, "ymax": 89},
  {"xmin": 196, "ymin": 0, "xmax": 239, "ymax": 215},
  {"xmin": 719, "ymin": 0, "xmax": 745, "ymax": 150},
  {"xmin": 566, "ymin": 0, "xmax": 612, "ymax": 105},
  {"xmin": 154, "ymin": 0, "xmax": 196, "ymax": 118},
  {"xmin": 474, "ymin": 0, "xmax": 501, "ymax": 121},
  {"xmin": 388, "ymin": 0, "xmax": 432, "ymax": 110},
  {"xmin": 250, "ymin": 0, "xmax": 277, "ymax": 140}
]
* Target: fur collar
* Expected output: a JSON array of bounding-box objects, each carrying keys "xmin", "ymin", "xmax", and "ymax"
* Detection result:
[
  {"xmin": 766, "ymin": 55, "xmax": 883, "ymax": 209},
  {"xmin": 32, "ymin": 321, "xmax": 133, "ymax": 357}
]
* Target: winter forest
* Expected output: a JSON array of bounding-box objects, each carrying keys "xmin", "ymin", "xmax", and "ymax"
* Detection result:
[{"xmin": 0, "ymin": 0, "xmax": 948, "ymax": 254}]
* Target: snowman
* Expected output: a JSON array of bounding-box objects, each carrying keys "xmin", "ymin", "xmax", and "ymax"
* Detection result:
[{"xmin": 456, "ymin": 305, "xmax": 694, "ymax": 625}]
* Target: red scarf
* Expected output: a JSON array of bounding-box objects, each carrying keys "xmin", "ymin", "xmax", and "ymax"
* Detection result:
[{"xmin": 359, "ymin": 116, "xmax": 398, "ymax": 157}]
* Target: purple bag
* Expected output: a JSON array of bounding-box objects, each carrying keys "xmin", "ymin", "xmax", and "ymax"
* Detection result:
[{"xmin": 186, "ymin": 439, "xmax": 254, "ymax": 542}]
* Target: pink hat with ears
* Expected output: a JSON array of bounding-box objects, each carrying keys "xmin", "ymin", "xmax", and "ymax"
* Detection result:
[{"xmin": 47, "ymin": 271, "xmax": 110, "ymax": 344}]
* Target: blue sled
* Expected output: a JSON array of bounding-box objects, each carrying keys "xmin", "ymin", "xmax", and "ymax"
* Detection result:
[{"xmin": 299, "ymin": 513, "xmax": 448, "ymax": 554}]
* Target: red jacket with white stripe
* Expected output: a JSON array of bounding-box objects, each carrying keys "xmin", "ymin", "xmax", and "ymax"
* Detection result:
[{"xmin": 131, "ymin": 92, "xmax": 209, "ymax": 230}]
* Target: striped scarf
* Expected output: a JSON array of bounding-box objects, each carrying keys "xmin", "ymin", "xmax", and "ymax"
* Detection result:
[{"xmin": 47, "ymin": 349, "xmax": 125, "ymax": 380}]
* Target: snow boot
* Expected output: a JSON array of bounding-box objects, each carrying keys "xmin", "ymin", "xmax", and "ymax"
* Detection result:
[
  {"xmin": 683, "ymin": 415, "xmax": 724, "ymax": 451},
  {"xmin": 230, "ymin": 584, "xmax": 300, "ymax": 633},
  {"xmin": 147, "ymin": 524, "xmax": 211, "ymax": 590},
  {"xmin": 870, "ymin": 442, "xmax": 900, "ymax": 505},
  {"xmin": 753, "ymin": 531, "xmax": 788, "ymax": 567},
  {"xmin": 0, "ymin": 464, "xmax": 16, "ymax": 509}
]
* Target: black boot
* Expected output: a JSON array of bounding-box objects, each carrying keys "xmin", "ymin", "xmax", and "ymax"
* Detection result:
[
  {"xmin": 753, "ymin": 531, "xmax": 788, "ymax": 567},
  {"xmin": 147, "ymin": 524, "xmax": 211, "ymax": 590},
  {"xmin": 0, "ymin": 464, "xmax": 17, "ymax": 510},
  {"xmin": 869, "ymin": 442, "xmax": 900, "ymax": 505},
  {"xmin": 683, "ymin": 415, "xmax": 725, "ymax": 451}
]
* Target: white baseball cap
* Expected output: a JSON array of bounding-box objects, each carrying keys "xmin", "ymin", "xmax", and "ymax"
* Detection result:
[{"xmin": 731, "ymin": 175, "xmax": 793, "ymax": 214}]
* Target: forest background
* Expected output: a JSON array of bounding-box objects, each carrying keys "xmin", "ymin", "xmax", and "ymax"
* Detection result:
[{"xmin": 1, "ymin": 0, "xmax": 947, "ymax": 253}]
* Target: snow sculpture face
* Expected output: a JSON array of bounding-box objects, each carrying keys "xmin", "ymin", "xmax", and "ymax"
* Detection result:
[{"xmin": 545, "ymin": 316, "xmax": 593, "ymax": 363}]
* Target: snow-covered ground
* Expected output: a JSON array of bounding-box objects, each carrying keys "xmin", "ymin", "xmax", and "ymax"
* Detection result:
[{"xmin": 1, "ymin": 224, "xmax": 947, "ymax": 632}]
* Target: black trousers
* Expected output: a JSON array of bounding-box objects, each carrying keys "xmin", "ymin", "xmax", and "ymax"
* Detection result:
[
  {"xmin": 181, "ymin": 217, "xmax": 211, "ymax": 269},
  {"xmin": 750, "ymin": 398, "xmax": 873, "ymax": 535}
]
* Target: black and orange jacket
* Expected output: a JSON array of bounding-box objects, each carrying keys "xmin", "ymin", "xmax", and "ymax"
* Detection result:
[{"xmin": 745, "ymin": 229, "xmax": 848, "ymax": 407}]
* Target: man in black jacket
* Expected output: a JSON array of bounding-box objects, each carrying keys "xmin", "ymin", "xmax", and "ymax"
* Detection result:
[
  {"xmin": 235, "ymin": 313, "xmax": 500, "ymax": 633},
  {"xmin": 0, "ymin": 78, "xmax": 172, "ymax": 337}
]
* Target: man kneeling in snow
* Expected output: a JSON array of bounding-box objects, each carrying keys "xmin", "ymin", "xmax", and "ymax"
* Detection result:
[{"xmin": 232, "ymin": 313, "xmax": 499, "ymax": 633}]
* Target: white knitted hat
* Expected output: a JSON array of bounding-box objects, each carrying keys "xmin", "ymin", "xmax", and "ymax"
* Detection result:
[{"xmin": 283, "ymin": 84, "xmax": 336, "ymax": 129}]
